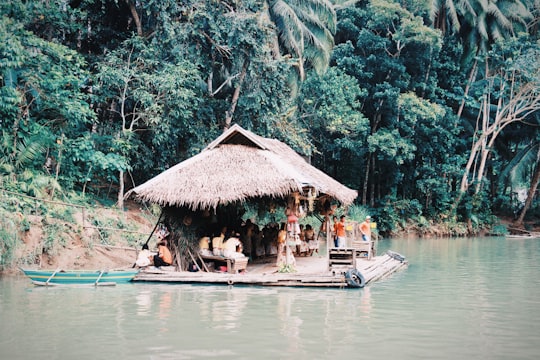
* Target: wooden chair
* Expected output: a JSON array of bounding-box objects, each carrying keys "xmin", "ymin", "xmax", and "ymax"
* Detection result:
[{"xmin": 352, "ymin": 240, "xmax": 373, "ymax": 260}]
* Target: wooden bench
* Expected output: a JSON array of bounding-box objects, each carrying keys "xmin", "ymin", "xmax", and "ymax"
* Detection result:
[{"xmin": 200, "ymin": 254, "xmax": 248, "ymax": 274}]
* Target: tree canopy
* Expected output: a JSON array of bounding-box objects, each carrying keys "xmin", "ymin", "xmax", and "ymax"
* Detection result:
[{"xmin": 1, "ymin": 0, "xmax": 539, "ymax": 235}]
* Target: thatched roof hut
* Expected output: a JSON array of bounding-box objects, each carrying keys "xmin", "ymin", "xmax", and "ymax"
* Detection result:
[{"xmin": 126, "ymin": 124, "xmax": 357, "ymax": 210}]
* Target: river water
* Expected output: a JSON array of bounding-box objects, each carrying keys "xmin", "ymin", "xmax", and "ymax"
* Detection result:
[{"xmin": 1, "ymin": 236, "xmax": 539, "ymax": 360}]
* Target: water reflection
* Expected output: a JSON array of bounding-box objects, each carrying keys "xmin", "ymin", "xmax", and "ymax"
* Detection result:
[
  {"xmin": 359, "ymin": 286, "xmax": 372, "ymax": 317},
  {"xmin": 135, "ymin": 289, "xmax": 152, "ymax": 316},
  {"xmin": 277, "ymin": 291, "xmax": 302, "ymax": 353},
  {"xmin": 211, "ymin": 287, "xmax": 248, "ymax": 330}
]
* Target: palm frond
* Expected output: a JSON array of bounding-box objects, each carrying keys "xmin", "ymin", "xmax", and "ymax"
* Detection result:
[
  {"xmin": 487, "ymin": 3, "xmax": 512, "ymax": 31},
  {"xmin": 15, "ymin": 136, "xmax": 45, "ymax": 169},
  {"xmin": 498, "ymin": 141, "xmax": 540, "ymax": 189}
]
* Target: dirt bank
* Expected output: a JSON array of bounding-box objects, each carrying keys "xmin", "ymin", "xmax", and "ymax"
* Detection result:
[{"xmin": 5, "ymin": 201, "xmax": 156, "ymax": 275}]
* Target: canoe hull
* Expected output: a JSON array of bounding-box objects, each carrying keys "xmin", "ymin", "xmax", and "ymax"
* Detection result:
[
  {"xmin": 506, "ymin": 234, "xmax": 538, "ymax": 239},
  {"xmin": 21, "ymin": 269, "xmax": 139, "ymax": 286}
]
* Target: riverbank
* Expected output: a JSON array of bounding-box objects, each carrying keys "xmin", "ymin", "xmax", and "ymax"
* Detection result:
[{"xmin": 1, "ymin": 200, "xmax": 155, "ymax": 274}]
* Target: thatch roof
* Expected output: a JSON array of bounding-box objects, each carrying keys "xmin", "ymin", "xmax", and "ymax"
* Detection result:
[{"xmin": 126, "ymin": 124, "xmax": 357, "ymax": 210}]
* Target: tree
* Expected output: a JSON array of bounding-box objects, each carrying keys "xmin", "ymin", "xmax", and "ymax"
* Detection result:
[
  {"xmin": 431, "ymin": 0, "xmax": 532, "ymax": 55},
  {"xmin": 94, "ymin": 36, "xmax": 201, "ymax": 207},
  {"xmin": 497, "ymin": 135, "xmax": 540, "ymax": 226},
  {"xmin": 0, "ymin": 15, "xmax": 95, "ymax": 198},
  {"xmin": 514, "ymin": 144, "xmax": 540, "ymax": 227},
  {"xmin": 218, "ymin": 0, "xmax": 339, "ymax": 128},
  {"xmin": 296, "ymin": 66, "xmax": 370, "ymax": 186},
  {"xmin": 452, "ymin": 37, "xmax": 540, "ymax": 213},
  {"xmin": 333, "ymin": 0, "xmax": 443, "ymax": 206}
]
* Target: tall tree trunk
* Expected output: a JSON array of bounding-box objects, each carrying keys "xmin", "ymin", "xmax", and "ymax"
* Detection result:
[
  {"xmin": 451, "ymin": 133, "xmax": 486, "ymax": 215},
  {"xmin": 117, "ymin": 170, "xmax": 125, "ymax": 209},
  {"xmin": 362, "ymin": 113, "xmax": 382, "ymax": 205},
  {"xmin": 125, "ymin": 0, "xmax": 142, "ymax": 36},
  {"xmin": 457, "ymin": 58, "xmax": 479, "ymax": 119},
  {"xmin": 421, "ymin": 47, "xmax": 433, "ymax": 98},
  {"xmin": 51, "ymin": 133, "xmax": 64, "ymax": 199},
  {"xmin": 224, "ymin": 59, "xmax": 249, "ymax": 129},
  {"xmin": 369, "ymin": 156, "xmax": 376, "ymax": 207},
  {"xmin": 474, "ymin": 61, "xmax": 492, "ymax": 193},
  {"xmin": 474, "ymin": 94, "xmax": 491, "ymax": 194},
  {"xmin": 361, "ymin": 154, "xmax": 371, "ymax": 205}
]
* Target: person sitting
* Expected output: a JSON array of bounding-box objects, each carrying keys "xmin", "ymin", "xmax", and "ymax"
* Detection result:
[
  {"xmin": 135, "ymin": 244, "xmax": 152, "ymax": 267},
  {"xmin": 222, "ymin": 233, "xmax": 245, "ymax": 259},
  {"xmin": 212, "ymin": 226, "xmax": 227, "ymax": 256},
  {"xmin": 152, "ymin": 239, "xmax": 173, "ymax": 267},
  {"xmin": 199, "ymin": 236, "xmax": 212, "ymax": 256}
]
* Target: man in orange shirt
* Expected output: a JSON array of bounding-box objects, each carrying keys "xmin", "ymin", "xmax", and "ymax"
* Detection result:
[
  {"xmin": 360, "ymin": 216, "xmax": 371, "ymax": 242},
  {"xmin": 335, "ymin": 215, "xmax": 347, "ymax": 248}
]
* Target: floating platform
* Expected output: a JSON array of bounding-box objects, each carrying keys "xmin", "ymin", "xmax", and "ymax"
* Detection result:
[{"xmin": 133, "ymin": 250, "xmax": 408, "ymax": 288}]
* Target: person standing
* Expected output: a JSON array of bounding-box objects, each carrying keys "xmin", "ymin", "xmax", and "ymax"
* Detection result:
[
  {"xmin": 305, "ymin": 224, "xmax": 318, "ymax": 256},
  {"xmin": 276, "ymin": 223, "xmax": 287, "ymax": 266},
  {"xmin": 332, "ymin": 215, "xmax": 339, "ymax": 247},
  {"xmin": 335, "ymin": 215, "xmax": 347, "ymax": 248},
  {"xmin": 359, "ymin": 216, "xmax": 372, "ymax": 242}
]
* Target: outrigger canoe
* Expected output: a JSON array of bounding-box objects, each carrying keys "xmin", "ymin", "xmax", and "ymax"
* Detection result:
[{"xmin": 21, "ymin": 268, "xmax": 139, "ymax": 286}]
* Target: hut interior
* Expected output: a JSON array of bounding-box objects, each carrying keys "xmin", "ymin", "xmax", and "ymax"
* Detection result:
[{"xmin": 152, "ymin": 191, "xmax": 340, "ymax": 272}]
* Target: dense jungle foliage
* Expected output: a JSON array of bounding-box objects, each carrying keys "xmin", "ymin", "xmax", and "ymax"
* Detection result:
[{"xmin": 1, "ymin": 0, "xmax": 540, "ymax": 260}]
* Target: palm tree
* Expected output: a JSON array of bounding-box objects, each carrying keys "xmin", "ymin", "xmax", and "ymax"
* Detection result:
[
  {"xmin": 459, "ymin": 0, "xmax": 531, "ymax": 59},
  {"xmin": 430, "ymin": 0, "xmax": 463, "ymax": 35},
  {"xmin": 431, "ymin": 0, "xmax": 531, "ymax": 51},
  {"xmin": 224, "ymin": 0, "xmax": 338, "ymax": 127},
  {"xmin": 432, "ymin": 0, "xmax": 533, "ymax": 119},
  {"xmin": 265, "ymin": 0, "xmax": 337, "ymax": 80}
]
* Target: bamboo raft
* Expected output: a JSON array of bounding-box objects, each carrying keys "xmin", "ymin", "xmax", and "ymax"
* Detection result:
[{"xmin": 133, "ymin": 250, "xmax": 408, "ymax": 288}]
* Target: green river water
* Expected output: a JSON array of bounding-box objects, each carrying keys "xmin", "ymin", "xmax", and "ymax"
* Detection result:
[{"xmin": 1, "ymin": 236, "xmax": 539, "ymax": 360}]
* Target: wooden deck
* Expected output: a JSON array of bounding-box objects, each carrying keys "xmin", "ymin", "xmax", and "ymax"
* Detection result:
[{"xmin": 133, "ymin": 250, "xmax": 408, "ymax": 288}]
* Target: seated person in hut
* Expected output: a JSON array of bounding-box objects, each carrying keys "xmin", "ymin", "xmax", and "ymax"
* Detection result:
[
  {"xmin": 222, "ymin": 232, "xmax": 246, "ymax": 259},
  {"xmin": 135, "ymin": 244, "xmax": 154, "ymax": 267},
  {"xmin": 212, "ymin": 226, "xmax": 227, "ymax": 256},
  {"xmin": 152, "ymin": 239, "xmax": 173, "ymax": 267},
  {"xmin": 199, "ymin": 235, "xmax": 213, "ymax": 256}
]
